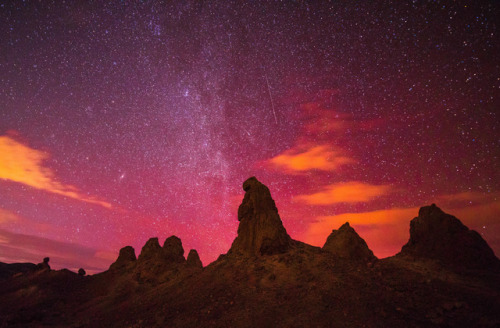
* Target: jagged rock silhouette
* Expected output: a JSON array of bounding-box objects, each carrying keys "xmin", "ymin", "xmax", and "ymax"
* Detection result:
[
  {"xmin": 109, "ymin": 246, "xmax": 136, "ymax": 271},
  {"xmin": 186, "ymin": 249, "xmax": 203, "ymax": 268},
  {"xmin": 1, "ymin": 180, "xmax": 499, "ymax": 328},
  {"xmin": 323, "ymin": 222, "xmax": 376, "ymax": 263},
  {"xmin": 399, "ymin": 204, "xmax": 500, "ymax": 270}
]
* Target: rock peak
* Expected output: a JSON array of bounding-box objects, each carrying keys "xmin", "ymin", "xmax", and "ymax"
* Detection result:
[
  {"xmin": 163, "ymin": 236, "xmax": 185, "ymax": 263},
  {"xmin": 323, "ymin": 222, "xmax": 376, "ymax": 263},
  {"xmin": 229, "ymin": 177, "xmax": 292, "ymax": 256},
  {"xmin": 138, "ymin": 237, "xmax": 162, "ymax": 262},
  {"xmin": 186, "ymin": 249, "xmax": 203, "ymax": 268},
  {"xmin": 399, "ymin": 204, "xmax": 499, "ymax": 270},
  {"xmin": 109, "ymin": 246, "xmax": 136, "ymax": 271}
]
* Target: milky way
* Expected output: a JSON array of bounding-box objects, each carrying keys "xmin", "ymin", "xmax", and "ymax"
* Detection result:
[{"xmin": 0, "ymin": 1, "xmax": 499, "ymax": 272}]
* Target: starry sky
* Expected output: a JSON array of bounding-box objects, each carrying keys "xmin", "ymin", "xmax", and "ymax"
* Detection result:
[{"xmin": 1, "ymin": 0, "xmax": 499, "ymax": 273}]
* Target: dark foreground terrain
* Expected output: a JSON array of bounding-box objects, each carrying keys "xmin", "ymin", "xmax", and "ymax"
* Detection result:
[{"xmin": 1, "ymin": 177, "xmax": 499, "ymax": 327}]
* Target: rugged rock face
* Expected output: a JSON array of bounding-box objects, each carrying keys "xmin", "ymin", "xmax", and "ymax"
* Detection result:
[
  {"xmin": 229, "ymin": 177, "xmax": 292, "ymax": 256},
  {"xmin": 323, "ymin": 222, "xmax": 376, "ymax": 263},
  {"xmin": 186, "ymin": 249, "xmax": 203, "ymax": 268},
  {"xmin": 399, "ymin": 204, "xmax": 500, "ymax": 270}
]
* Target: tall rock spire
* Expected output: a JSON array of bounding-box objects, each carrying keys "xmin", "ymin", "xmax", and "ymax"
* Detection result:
[{"xmin": 229, "ymin": 177, "xmax": 292, "ymax": 256}]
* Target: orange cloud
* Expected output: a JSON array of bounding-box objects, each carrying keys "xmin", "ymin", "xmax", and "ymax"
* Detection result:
[
  {"xmin": 269, "ymin": 145, "xmax": 355, "ymax": 172},
  {"xmin": 0, "ymin": 208, "xmax": 20, "ymax": 225},
  {"xmin": 0, "ymin": 135, "xmax": 111, "ymax": 208},
  {"xmin": 296, "ymin": 181, "xmax": 392, "ymax": 205}
]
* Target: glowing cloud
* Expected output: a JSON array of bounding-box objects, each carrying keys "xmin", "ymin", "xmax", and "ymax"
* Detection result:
[
  {"xmin": 0, "ymin": 135, "xmax": 111, "ymax": 208},
  {"xmin": 0, "ymin": 208, "xmax": 19, "ymax": 225},
  {"xmin": 269, "ymin": 145, "xmax": 355, "ymax": 172},
  {"xmin": 296, "ymin": 181, "xmax": 392, "ymax": 205}
]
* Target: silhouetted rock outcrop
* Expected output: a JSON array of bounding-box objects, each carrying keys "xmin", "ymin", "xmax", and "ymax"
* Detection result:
[
  {"xmin": 323, "ymin": 222, "xmax": 376, "ymax": 263},
  {"xmin": 109, "ymin": 246, "xmax": 137, "ymax": 271},
  {"xmin": 134, "ymin": 236, "xmax": 187, "ymax": 282},
  {"xmin": 229, "ymin": 177, "xmax": 292, "ymax": 256},
  {"xmin": 78, "ymin": 268, "xmax": 86, "ymax": 276},
  {"xmin": 35, "ymin": 257, "xmax": 51, "ymax": 272},
  {"xmin": 399, "ymin": 204, "xmax": 500, "ymax": 270},
  {"xmin": 163, "ymin": 236, "xmax": 185, "ymax": 263},
  {"xmin": 186, "ymin": 249, "xmax": 203, "ymax": 268},
  {"xmin": 138, "ymin": 238, "xmax": 162, "ymax": 262}
]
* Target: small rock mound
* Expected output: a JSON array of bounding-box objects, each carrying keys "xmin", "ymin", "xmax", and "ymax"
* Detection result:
[
  {"xmin": 229, "ymin": 177, "xmax": 292, "ymax": 256},
  {"xmin": 35, "ymin": 257, "xmax": 51, "ymax": 272},
  {"xmin": 78, "ymin": 268, "xmax": 86, "ymax": 276},
  {"xmin": 109, "ymin": 246, "xmax": 136, "ymax": 271},
  {"xmin": 186, "ymin": 249, "xmax": 203, "ymax": 268},
  {"xmin": 323, "ymin": 222, "xmax": 376, "ymax": 263},
  {"xmin": 399, "ymin": 204, "xmax": 500, "ymax": 270}
]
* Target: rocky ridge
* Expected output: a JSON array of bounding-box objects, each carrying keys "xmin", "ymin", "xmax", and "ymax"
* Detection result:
[{"xmin": 0, "ymin": 177, "xmax": 499, "ymax": 328}]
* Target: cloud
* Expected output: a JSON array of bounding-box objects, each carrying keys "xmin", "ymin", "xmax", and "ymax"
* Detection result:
[
  {"xmin": 268, "ymin": 145, "xmax": 355, "ymax": 173},
  {"xmin": 0, "ymin": 208, "xmax": 20, "ymax": 224},
  {"xmin": 436, "ymin": 191, "xmax": 497, "ymax": 207},
  {"xmin": 0, "ymin": 134, "xmax": 111, "ymax": 208},
  {"xmin": 296, "ymin": 181, "xmax": 392, "ymax": 205}
]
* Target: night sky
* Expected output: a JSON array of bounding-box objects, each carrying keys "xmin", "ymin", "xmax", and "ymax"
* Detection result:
[{"xmin": 1, "ymin": 1, "xmax": 499, "ymax": 273}]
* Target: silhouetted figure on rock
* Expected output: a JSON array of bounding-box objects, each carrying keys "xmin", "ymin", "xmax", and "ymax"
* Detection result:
[
  {"xmin": 323, "ymin": 222, "xmax": 377, "ymax": 264},
  {"xmin": 35, "ymin": 257, "xmax": 51, "ymax": 272}
]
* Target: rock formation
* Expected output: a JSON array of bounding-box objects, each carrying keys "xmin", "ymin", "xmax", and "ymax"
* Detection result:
[
  {"xmin": 186, "ymin": 249, "xmax": 203, "ymax": 268},
  {"xmin": 138, "ymin": 238, "xmax": 163, "ymax": 262},
  {"xmin": 163, "ymin": 236, "xmax": 185, "ymax": 263},
  {"xmin": 78, "ymin": 268, "xmax": 86, "ymax": 276},
  {"xmin": 399, "ymin": 204, "xmax": 500, "ymax": 270},
  {"xmin": 229, "ymin": 177, "xmax": 292, "ymax": 256},
  {"xmin": 1, "ymin": 182, "xmax": 500, "ymax": 328},
  {"xmin": 134, "ymin": 236, "xmax": 189, "ymax": 282},
  {"xmin": 323, "ymin": 222, "xmax": 376, "ymax": 263},
  {"xmin": 35, "ymin": 257, "xmax": 51, "ymax": 272},
  {"xmin": 109, "ymin": 246, "xmax": 137, "ymax": 271}
]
